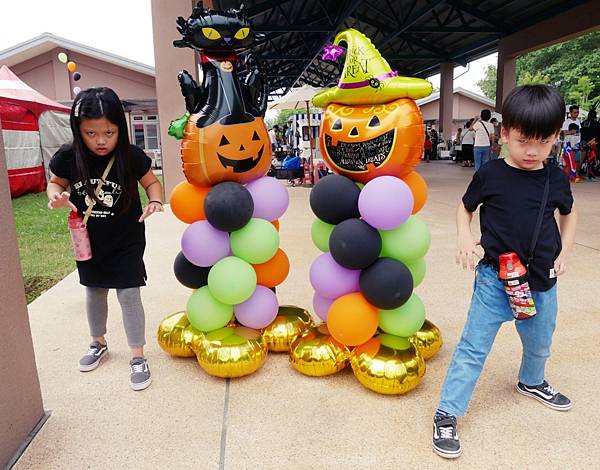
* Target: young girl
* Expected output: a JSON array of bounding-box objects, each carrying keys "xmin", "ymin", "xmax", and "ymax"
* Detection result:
[{"xmin": 47, "ymin": 87, "xmax": 163, "ymax": 391}]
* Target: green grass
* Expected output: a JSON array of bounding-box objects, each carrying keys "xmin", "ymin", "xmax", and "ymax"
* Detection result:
[{"xmin": 12, "ymin": 174, "xmax": 163, "ymax": 303}]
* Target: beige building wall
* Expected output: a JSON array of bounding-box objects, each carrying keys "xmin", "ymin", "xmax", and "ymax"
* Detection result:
[
  {"xmin": 11, "ymin": 49, "xmax": 156, "ymax": 102},
  {"xmin": 420, "ymin": 94, "xmax": 493, "ymax": 136}
]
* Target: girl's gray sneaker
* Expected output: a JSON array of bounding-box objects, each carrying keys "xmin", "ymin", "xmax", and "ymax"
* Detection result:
[
  {"xmin": 79, "ymin": 341, "xmax": 108, "ymax": 372},
  {"xmin": 129, "ymin": 357, "xmax": 152, "ymax": 391}
]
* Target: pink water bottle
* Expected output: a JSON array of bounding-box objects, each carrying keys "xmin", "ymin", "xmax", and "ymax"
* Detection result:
[{"xmin": 68, "ymin": 210, "xmax": 92, "ymax": 261}]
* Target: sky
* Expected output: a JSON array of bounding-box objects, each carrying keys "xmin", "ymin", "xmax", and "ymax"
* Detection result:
[{"xmin": 0, "ymin": 0, "xmax": 496, "ymax": 95}]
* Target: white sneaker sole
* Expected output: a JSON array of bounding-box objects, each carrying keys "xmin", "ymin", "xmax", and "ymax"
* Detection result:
[
  {"xmin": 432, "ymin": 443, "xmax": 462, "ymax": 459},
  {"xmin": 130, "ymin": 376, "xmax": 152, "ymax": 391},
  {"xmin": 516, "ymin": 385, "xmax": 573, "ymax": 411},
  {"xmin": 79, "ymin": 351, "xmax": 108, "ymax": 372}
]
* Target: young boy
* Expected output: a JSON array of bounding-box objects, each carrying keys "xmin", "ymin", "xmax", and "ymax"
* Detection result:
[{"xmin": 432, "ymin": 85, "xmax": 578, "ymax": 459}]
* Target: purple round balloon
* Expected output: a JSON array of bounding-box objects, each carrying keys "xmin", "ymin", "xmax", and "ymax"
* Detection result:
[
  {"xmin": 234, "ymin": 285, "xmax": 279, "ymax": 329},
  {"xmin": 358, "ymin": 176, "xmax": 414, "ymax": 230},
  {"xmin": 181, "ymin": 220, "xmax": 230, "ymax": 267},
  {"xmin": 246, "ymin": 176, "xmax": 290, "ymax": 221},
  {"xmin": 309, "ymin": 252, "xmax": 360, "ymax": 300},
  {"xmin": 313, "ymin": 292, "xmax": 334, "ymax": 322}
]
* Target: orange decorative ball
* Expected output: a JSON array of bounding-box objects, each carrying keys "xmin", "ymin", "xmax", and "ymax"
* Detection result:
[
  {"xmin": 327, "ymin": 292, "xmax": 379, "ymax": 346},
  {"xmin": 401, "ymin": 171, "xmax": 428, "ymax": 214},
  {"xmin": 169, "ymin": 181, "xmax": 210, "ymax": 224},
  {"xmin": 319, "ymin": 98, "xmax": 424, "ymax": 183},
  {"xmin": 253, "ymin": 249, "xmax": 289, "ymax": 288},
  {"xmin": 180, "ymin": 115, "xmax": 272, "ymax": 187},
  {"xmin": 271, "ymin": 219, "xmax": 280, "ymax": 231}
]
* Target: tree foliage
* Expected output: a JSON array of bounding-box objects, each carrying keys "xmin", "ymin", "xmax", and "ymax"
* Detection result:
[{"xmin": 476, "ymin": 31, "xmax": 600, "ymax": 107}]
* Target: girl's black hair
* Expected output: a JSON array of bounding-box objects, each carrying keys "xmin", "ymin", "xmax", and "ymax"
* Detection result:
[
  {"xmin": 70, "ymin": 87, "xmax": 137, "ymax": 211},
  {"xmin": 501, "ymin": 85, "xmax": 565, "ymax": 139},
  {"xmin": 480, "ymin": 109, "xmax": 491, "ymax": 121}
]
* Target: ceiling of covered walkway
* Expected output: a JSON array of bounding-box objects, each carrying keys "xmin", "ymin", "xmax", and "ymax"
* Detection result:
[{"xmin": 215, "ymin": 0, "xmax": 594, "ymax": 96}]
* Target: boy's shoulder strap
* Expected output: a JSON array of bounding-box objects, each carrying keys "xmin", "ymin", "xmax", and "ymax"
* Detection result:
[{"xmin": 527, "ymin": 165, "xmax": 550, "ymax": 268}]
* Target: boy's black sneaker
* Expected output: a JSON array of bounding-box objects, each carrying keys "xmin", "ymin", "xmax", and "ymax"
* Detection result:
[
  {"xmin": 432, "ymin": 414, "xmax": 461, "ymax": 459},
  {"xmin": 516, "ymin": 381, "xmax": 572, "ymax": 411}
]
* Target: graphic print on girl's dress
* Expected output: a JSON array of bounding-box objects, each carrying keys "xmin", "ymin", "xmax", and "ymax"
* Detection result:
[{"xmin": 73, "ymin": 178, "xmax": 123, "ymax": 218}]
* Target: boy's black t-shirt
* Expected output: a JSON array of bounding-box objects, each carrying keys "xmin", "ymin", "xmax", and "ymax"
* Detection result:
[
  {"xmin": 462, "ymin": 159, "xmax": 573, "ymax": 292},
  {"xmin": 50, "ymin": 144, "xmax": 152, "ymax": 288}
]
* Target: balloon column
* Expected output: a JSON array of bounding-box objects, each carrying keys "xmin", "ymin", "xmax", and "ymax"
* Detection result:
[
  {"xmin": 292, "ymin": 29, "xmax": 442, "ymax": 394},
  {"xmin": 57, "ymin": 51, "xmax": 82, "ymax": 95},
  {"xmin": 157, "ymin": 4, "xmax": 313, "ymax": 378}
]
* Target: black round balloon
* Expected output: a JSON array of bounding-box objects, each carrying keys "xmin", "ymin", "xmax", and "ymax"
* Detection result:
[
  {"xmin": 173, "ymin": 251, "xmax": 211, "ymax": 289},
  {"xmin": 309, "ymin": 174, "xmax": 360, "ymax": 224},
  {"xmin": 329, "ymin": 218, "xmax": 382, "ymax": 269},
  {"xmin": 73, "ymin": 72, "xmax": 81, "ymax": 81},
  {"xmin": 359, "ymin": 257, "xmax": 414, "ymax": 310},
  {"xmin": 204, "ymin": 181, "xmax": 254, "ymax": 232}
]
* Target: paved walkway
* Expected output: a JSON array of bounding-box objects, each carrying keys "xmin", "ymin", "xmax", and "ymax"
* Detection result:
[{"xmin": 16, "ymin": 161, "xmax": 600, "ymax": 469}]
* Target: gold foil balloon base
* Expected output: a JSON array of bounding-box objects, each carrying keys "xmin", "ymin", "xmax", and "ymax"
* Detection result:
[
  {"xmin": 262, "ymin": 305, "xmax": 314, "ymax": 352},
  {"xmin": 409, "ymin": 319, "xmax": 442, "ymax": 360},
  {"xmin": 289, "ymin": 324, "xmax": 350, "ymax": 376},
  {"xmin": 351, "ymin": 334, "xmax": 425, "ymax": 395},
  {"xmin": 157, "ymin": 311, "xmax": 203, "ymax": 358},
  {"xmin": 196, "ymin": 326, "xmax": 268, "ymax": 378}
]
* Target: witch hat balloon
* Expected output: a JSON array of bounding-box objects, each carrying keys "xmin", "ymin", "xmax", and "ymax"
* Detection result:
[{"xmin": 312, "ymin": 29, "xmax": 433, "ymax": 108}]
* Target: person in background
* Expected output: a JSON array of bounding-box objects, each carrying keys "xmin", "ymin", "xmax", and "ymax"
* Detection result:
[
  {"xmin": 461, "ymin": 120, "xmax": 475, "ymax": 167},
  {"xmin": 454, "ymin": 128, "xmax": 463, "ymax": 164},
  {"xmin": 424, "ymin": 132, "xmax": 433, "ymax": 163},
  {"xmin": 562, "ymin": 105, "xmax": 582, "ymax": 181},
  {"xmin": 269, "ymin": 124, "xmax": 280, "ymax": 151},
  {"xmin": 469, "ymin": 109, "xmax": 495, "ymax": 170}
]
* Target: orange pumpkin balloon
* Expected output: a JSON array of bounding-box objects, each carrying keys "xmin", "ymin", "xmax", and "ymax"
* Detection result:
[
  {"xmin": 169, "ymin": 181, "xmax": 210, "ymax": 224},
  {"xmin": 253, "ymin": 248, "xmax": 289, "ymax": 287},
  {"xmin": 327, "ymin": 292, "xmax": 379, "ymax": 346},
  {"xmin": 320, "ymin": 98, "xmax": 424, "ymax": 184},
  {"xmin": 401, "ymin": 171, "xmax": 428, "ymax": 214},
  {"xmin": 180, "ymin": 115, "xmax": 272, "ymax": 187}
]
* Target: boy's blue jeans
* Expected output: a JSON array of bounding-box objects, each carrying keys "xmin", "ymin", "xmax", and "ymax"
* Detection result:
[
  {"xmin": 474, "ymin": 146, "xmax": 491, "ymax": 170},
  {"xmin": 438, "ymin": 264, "xmax": 558, "ymax": 417}
]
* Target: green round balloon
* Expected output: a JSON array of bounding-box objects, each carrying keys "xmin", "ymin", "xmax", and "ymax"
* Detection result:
[
  {"xmin": 378, "ymin": 294, "xmax": 426, "ymax": 337},
  {"xmin": 311, "ymin": 218, "xmax": 335, "ymax": 252},
  {"xmin": 208, "ymin": 256, "xmax": 257, "ymax": 304},
  {"xmin": 231, "ymin": 218, "xmax": 280, "ymax": 264},
  {"xmin": 57, "ymin": 52, "xmax": 68, "ymax": 63},
  {"xmin": 378, "ymin": 334, "xmax": 411, "ymax": 350},
  {"xmin": 406, "ymin": 257, "xmax": 426, "ymax": 287},
  {"xmin": 380, "ymin": 216, "xmax": 431, "ymax": 264},
  {"xmin": 186, "ymin": 287, "xmax": 234, "ymax": 332},
  {"xmin": 356, "ymin": 182, "xmax": 365, "ymax": 190}
]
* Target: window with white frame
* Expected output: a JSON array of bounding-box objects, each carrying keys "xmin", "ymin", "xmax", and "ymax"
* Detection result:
[{"xmin": 131, "ymin": 115, "xmax": 160, "ymax": 150}]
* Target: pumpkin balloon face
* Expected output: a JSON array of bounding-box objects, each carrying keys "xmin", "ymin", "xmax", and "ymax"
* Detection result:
[
  {"xmin": 320, "ymin": 98, "xmax": 424, "ymax": 184},
  {"xmin": 181, "ymin": 115, "xmax": 272, "ymax": 187}
]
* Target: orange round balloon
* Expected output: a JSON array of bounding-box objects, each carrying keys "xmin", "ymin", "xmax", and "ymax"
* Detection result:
[
  {"xmin": 327, "ymin": 292, "xmax": 379, "ymax": 346},
  {"xmin": 271, "ymin": 219, "xmax": 280, "ymax": 231},
  {"xmin": 170, "ymin": 181, "xmax": 210, "ymax": 224},
  {"xmin": 253, "ymin": 249, "xmax": 289, "ymax": 287},
  {"xmin": 401, "ymin": 171, "xmax": 428, "ymax": 214},
  {"xmin": 320, "ymin": 98, "xmax": 424, "ymax": 184},
  {"xmin": 67, "ymin": 61, "xmax": 77, "ymax": 72}
]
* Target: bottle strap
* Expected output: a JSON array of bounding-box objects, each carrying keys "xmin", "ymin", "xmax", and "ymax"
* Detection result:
[
  {"xmin": 82, "ymin": 156, "xmax": 115, "ymax": 226},
  {"xmin": 527, "ymin": 165, "xmax": 550, "ymax": 268}
]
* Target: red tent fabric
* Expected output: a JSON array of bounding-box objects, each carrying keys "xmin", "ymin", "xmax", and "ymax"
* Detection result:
[{"xmin": 0, "ymin": 65, "xmax": 70, "ymax": 197}]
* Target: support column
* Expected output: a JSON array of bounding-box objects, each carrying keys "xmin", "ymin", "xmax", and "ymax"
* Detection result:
[
  {"xmin": 495, "ymin": 41, "xmax": 517, "ymax": 112},
  {"xmin": 439, "ymin": 62, "xmax": 454, "ymax": 141},
  {"xmin": 0, "ymin": 119, "xmax": 44, "ymax": 468},
  {"xmin": 151, "ymin": 0, "xmax": 198, "ymax": 197}
]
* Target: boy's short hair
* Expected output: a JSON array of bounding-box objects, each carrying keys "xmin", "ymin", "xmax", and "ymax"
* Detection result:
[
  {"xmin": 480, "ymin": 109, "xmax": 491, "ymax": 121},
  {"xmin": 569, "ymin": 105, "xmax": 579, "ymax": 112},
  {"xmin": 568, "ymin": 123, "xmax": 579, "ymax": 131},
  {"xmin": 501, "ymin": 85, "xmax": 565, "ymax": 139}
]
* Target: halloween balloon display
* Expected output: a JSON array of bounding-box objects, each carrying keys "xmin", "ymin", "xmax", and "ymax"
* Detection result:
[
  {"xmin": 293, "ymin": 28, "xmax": 440, "ymax": 394},
  {"xmin": 157, "ymin": 3, "xmax": 309, "ymax": 380}
]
